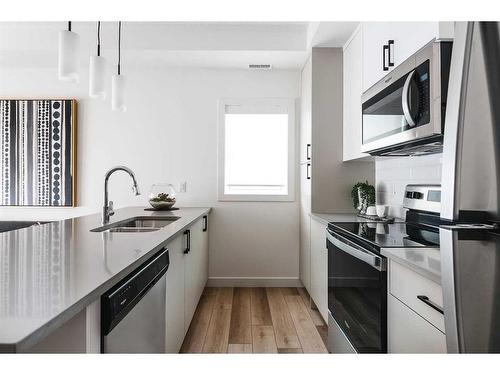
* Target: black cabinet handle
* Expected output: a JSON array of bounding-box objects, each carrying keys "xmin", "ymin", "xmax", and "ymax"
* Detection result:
[
  {"xmin": 306, "ymin": 163, "xmax": 311, "ymax": 180},
  {"xmin": 383, "ymin": 44, "xmax": 389, "ymax": 71},
  {"xmin": 388, "ymin": 40, "xmax": 394, "ymax": 67},
  {"xmin": 183, "ymin": 229, "xmax": 191, "ymax": 254},
  {"xmin": 203, "ymin": 215, "xmax": 208, "ymax": 232},
  {"xmin": 306, "ymin": 143, "xmax": 311, "ymax": 161},
  {"xmin": 417, "ymin": 295, "xmax": 444, "ymax": 314}
]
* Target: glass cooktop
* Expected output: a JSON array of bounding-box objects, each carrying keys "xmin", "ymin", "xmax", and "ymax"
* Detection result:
[{"xmin": 328, "ymin": 222, "xmax": 440, "ymax": 250}]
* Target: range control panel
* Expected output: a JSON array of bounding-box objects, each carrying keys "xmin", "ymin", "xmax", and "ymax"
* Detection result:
[{"xmin": 403, "ymin": 184, "xmax": 441, "ymax": 214}]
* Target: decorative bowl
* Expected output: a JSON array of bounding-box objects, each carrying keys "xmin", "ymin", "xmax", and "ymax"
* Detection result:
[
  {"xmin": 148, "ymin": 183, "xmax": 177, "ymax": 210},
  {"xmin": 149, "ymin": 199, "xmax": 176, "ymax": 210}
]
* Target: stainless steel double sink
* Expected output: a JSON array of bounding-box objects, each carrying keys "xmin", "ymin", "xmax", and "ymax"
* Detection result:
[{"xmin": 91, "ymin": 216, "xmax": 180, "ymax": 233}]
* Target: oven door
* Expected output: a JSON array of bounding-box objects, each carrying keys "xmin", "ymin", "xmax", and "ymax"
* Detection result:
[
  {"xmin": 361, "ymin": 59, "xmax": 435, "ymax": 154},
  {"xmin": 327, "ymin": 228, "xmax": 387, "ymax": 353}
]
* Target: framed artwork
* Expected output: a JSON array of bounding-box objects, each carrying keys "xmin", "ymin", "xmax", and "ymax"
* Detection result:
[{"xmin": 0, "ymin": 99, "xmax": 77, "ymax": 206}]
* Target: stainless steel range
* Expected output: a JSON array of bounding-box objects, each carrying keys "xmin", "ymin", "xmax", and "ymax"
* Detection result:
[{"xmin": 326, "ymin": 184, "xmax": 442, "ymax": 353}]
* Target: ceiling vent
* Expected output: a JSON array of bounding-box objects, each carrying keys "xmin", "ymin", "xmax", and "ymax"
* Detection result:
[{"xmin": 248, "ymin": 64, "xmax": 272, "ymax": 69}]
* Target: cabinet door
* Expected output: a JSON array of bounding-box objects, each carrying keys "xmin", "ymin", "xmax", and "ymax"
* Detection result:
[
  {"xmin": 362, "ymin": 22, "xmax": 443, "ymax": 92},
  {"xmin": 200, "ymin": 215, "xmax": 209, "ymax": 291},
  {"xmin": 300, "ymin": 57, "xmax": 312, "ymax": 163},
  {"xmin": 343, "ymin": 27, "xmax": 368, "ymax": 161},
  {"xmin": 300, "ymin": 210, "xmax": 311, "ymax": 293},
  {"xmin": 300, "ymin": 162, "xmax": 311, "ymax": 200},
  {"xmin": 184, "ymin": 217, "xmax": 208, "ymax": 334},
  {"xmin": 165, "ymin": 234, "xmax": 185, "ymax": 353},
  {"xmin": 361, "ymin": 22, "xmax": 395, "ymax": 91},
  {"xmin": 310, "ymin": 217, "xmax": 328, "ymax": 322},
  {"xmin": 388, "ymin": 294, "xmax": 446, "ymax": 353},
  {"xmin": 300, "ymin": 162, "xmax": 312, "ymax": 293}
]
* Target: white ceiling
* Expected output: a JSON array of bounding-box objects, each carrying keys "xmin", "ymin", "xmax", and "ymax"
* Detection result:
[{"xmin": 0, "ymin": 22, "xmax": 359, "ymax": 69}]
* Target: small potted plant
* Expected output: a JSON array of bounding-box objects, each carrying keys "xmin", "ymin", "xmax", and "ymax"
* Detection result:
[{"xmin": 351, "ymin": 181, "xmax": 375, "ymax": 214}]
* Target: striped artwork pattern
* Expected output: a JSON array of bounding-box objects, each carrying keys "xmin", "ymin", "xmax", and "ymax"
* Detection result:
[{"xmin": 0, "ymin": 99, "xmax": 75, "ymax": 206}]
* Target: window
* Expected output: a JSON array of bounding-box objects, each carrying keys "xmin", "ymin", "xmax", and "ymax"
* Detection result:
[{"xmin": 218, "ymin": 98, "xmax": 295, "ymax": 201}]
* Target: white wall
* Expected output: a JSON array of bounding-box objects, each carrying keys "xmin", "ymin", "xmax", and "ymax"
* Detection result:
[
  {"xmin": 0, "ymin": 65, "xmax": 301, "ymax": 283},
  {"xmin": 375, "ymin": 154, "xmax": 442, "ymax": 219}
]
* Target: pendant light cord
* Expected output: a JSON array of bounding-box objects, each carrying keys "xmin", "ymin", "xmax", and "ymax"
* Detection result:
[
  {"xmin": 97, "ymin": 21, "xmax": 101, "ymax": 56},
  {"xmin": 117, "ymin": 21, "xmax": 121, "ymax": 75}
]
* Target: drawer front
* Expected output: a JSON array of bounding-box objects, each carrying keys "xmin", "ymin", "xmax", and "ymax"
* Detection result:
[
  {"xmin": 388, "ymin": 295, "xmax": 446, "ymax": 353},
  {"xmin": 389, "ymin": 260, "xmax": 444, "ymax": 332}
]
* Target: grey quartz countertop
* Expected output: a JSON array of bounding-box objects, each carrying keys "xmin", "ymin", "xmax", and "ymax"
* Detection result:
[
  {"xmin": 310, "ymin": 212, "xmax": 403, "ymax": 224},
  {"xmin": 381, "ymin": 247, "xmax": 442, "ymax": 284},
  {"xmin": 0, "ymin": 206, "xmax": 210, "ymax": 353}
]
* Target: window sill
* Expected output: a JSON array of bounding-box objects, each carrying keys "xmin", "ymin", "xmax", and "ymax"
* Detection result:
[{"xmin": 218, "ymin": 194, "xmax": 295, "ymax": 202}]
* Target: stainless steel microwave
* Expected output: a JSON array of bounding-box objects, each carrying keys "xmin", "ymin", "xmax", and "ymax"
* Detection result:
[{"xmin": 361, "ymin": 40, "xmax": 453, "ymax": 156}]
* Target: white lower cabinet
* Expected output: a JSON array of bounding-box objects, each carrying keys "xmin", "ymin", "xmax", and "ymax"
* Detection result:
[
  {"xmin": 309, "ymin": 216, "xmax": 328, "ymax": 323},
  {"xmin": 165, "ymin": 214, "xmax": 209, "ymax": 353},
  {"xmin": 388, "ymin": 294, "xmax": 446, "ymax": 353},
  {"xmin": 184, "ymin": 216, "xmax": 209, "ymax": 334},
  {"xmin": 387, "ymin": 259, "xmax": 446, "ymax": 353},
  {"xmin": 165, "ymin": 234, "xmax": 186, "ymax": 353},
  {"xmin": 300, "ymin": 207, "xmax": 311, "ymax": 292}
]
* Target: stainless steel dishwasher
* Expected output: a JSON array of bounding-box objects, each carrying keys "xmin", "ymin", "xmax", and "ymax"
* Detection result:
[{"xmin": 101, "ymin": 247, "xmax": 169, "ymax": 353}]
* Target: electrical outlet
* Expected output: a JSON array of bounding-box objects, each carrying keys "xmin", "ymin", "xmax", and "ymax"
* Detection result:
[{"xmin": 179, "ymin": 181, "xmax": 187, "ymax": 193}]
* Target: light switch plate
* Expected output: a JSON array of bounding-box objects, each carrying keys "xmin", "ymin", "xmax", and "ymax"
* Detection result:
[{"xmin": 179, "ymin": 181, "xmax": 187, "ymax": 193}]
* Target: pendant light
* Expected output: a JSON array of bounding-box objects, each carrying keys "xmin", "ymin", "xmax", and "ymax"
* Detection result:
[
  {"xmin": 111, "ymin": 21, "xmax": 126, "ymax": 112},
  {"xmin": 58, "ymin": 21, "xmax": 80, "ymax": 82},
  {"xmin": 89, "ymin": 21, "xmax": 106, "ymax": 99}
]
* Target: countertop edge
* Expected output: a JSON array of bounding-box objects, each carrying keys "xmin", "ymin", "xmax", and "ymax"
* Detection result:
[
  {"xmin": 309, "ymin": 212, "xmax": 357, "ymax": 225},
  {"xmin": 3, "ymin": 206, "xmax": 211, "ymax": 353},
  {"xmin": 309, "ymin": 212, "xmax": 402, "ymax": 224},
  {"xmin": 381, "ymin": 248, "xmax": 442, "ymax": 285}
]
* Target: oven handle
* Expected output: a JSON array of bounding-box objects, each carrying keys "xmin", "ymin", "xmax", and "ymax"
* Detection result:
[
  {"xmin": 326, "ymin": 229, "xmax": 385, "ymax": 272},
  {"xmin": 402, "ymin": 70, "xmax": 417, "ymax": 127}
]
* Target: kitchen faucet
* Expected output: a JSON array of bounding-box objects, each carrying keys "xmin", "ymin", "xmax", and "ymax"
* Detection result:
[{"xmin": 103, "ymin": 166, "xmax": 141, "ymax": 225}]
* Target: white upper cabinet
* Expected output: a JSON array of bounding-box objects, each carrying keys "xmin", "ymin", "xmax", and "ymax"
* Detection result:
[
  {"xmin": 343, "ymin": 26, "xmax": 369, "ymax": 161},
  {"xmin": 361, "ymin": 22, "xmax": 454, "ymax": 92},
  {"xmin": 299, "ymin": 57, "xmax": 312, "ymax": 164}
]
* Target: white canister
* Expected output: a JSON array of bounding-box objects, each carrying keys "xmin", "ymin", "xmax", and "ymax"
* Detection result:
[{"xmin": 376, "ymin": 205, "xmax": 388, "ymax": 218}]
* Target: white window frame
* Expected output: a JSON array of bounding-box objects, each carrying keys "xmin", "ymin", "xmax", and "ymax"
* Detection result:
[{"xmin": 218, "ymin": 98, "xmax": 296, "ymax": 202}]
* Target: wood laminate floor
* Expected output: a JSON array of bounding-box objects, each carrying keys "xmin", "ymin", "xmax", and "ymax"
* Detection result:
[{"xmin": 180, "ymin": 287, "xmax": 328, "ymax": 354}]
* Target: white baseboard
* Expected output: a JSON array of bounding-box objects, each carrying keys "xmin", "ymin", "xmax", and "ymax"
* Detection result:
[{"xmin": 207, "ymin": 277, "xmax": 303, "ymax": 288}]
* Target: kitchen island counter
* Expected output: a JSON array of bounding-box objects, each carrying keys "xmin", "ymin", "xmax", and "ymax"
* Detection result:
[{"xmin": 0, "ymin": 206, "xmax": 210, "ymax": 353}]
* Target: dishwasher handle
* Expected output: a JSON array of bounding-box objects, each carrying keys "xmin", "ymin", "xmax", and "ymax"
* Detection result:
[{"xmin": 101, "ymin": 247, "xmax": 169, "ymax": 335}]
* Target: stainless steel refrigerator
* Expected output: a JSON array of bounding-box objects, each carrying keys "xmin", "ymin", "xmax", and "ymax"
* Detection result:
[{"xmin": 440, "ymin": 21, "xmax": 500, "ymax": 353}]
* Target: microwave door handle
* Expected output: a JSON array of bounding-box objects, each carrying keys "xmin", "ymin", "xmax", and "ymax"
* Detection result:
[
  {"xmin": 326, "ymin": 230, "xmax": 385, "ymax": 271},
  {"xmin": 402, "ymin": 70, "xmax": 417, "ymax": 127}
]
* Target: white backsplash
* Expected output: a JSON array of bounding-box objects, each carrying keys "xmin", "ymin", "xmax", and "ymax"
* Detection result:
[{"xmin": 375, "ymin": 153, "xmax": 442, "ymax": 219}]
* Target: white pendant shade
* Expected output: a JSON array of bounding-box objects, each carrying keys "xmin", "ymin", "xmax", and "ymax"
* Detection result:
[
  {"xmin": 58, "ymin": 30, "xmax": 80, "ymax": 82},
  {"xmin": 89, "ymin": 55, "xmax": 106, "ymax": 99},
  {"xmin": 111, "ymin": 74, "xmax": 126, "ymax": 112}
]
